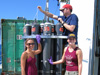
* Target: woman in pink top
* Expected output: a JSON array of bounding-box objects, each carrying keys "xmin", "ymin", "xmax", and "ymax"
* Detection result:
[
  {"xmin": 21, "ymin": 35, "xmax": 42, "ymax": 75},
  {"xmin": 48, "ymin": 33, "xmax": 83, "ymax": 75}
]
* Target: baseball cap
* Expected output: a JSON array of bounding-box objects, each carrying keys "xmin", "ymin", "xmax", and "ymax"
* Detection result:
[
  {"xmin": 60, "ymin": 4, "xmax": 72, "ymax": 11},
  {"xmin": 67, "ymin": 33, "xmax": 76, "ymax": 39}
]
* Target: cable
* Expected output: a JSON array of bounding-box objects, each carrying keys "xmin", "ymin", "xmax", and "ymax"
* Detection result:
[{"xmin": 33, "ymin": 8, "xmax": 39, "ymax": 20}]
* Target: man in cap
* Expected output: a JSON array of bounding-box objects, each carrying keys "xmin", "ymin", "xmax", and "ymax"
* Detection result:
[{"xmin": 38, "ymin": 4, "xmax": 78, "ymax": 44}]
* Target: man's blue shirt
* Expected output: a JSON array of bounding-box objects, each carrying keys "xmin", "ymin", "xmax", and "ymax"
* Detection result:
[{"xmin": 58, "ymin": 14, "xmax": 78, "ymax": 44}]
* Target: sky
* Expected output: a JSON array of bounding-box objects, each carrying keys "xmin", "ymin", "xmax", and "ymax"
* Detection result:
[
  {"xmin": 0, "ymin": 0, "xmax": 60, "ymax": 24},
  {"xmin": 0, "ymin": 0, "xmax": 61, "ymax": 44}
]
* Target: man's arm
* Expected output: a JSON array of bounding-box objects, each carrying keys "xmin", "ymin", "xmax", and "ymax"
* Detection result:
[
  {"xmin": 63, "ymin": 23, "xmax": 75, "ymax": 32},
  {"xmin": 38, "ymin": 6, "xmax": 58, "ymax": 20},
  {"xmin": 58, "ymin": 18, "xmax": 75, "ymax": 32}
]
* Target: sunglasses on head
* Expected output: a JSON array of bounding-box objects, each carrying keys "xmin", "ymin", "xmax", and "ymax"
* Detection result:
[
  {"xmin": 26, "ymin": 43, "xmax": 35, "ymax": 45},
  {"xmin": 61, "ymin": 8, "xmax": 68, "ymax": 12},
  {"xmin": 61, "ymin": 9, "xmax": 64, "ymax": 12}
]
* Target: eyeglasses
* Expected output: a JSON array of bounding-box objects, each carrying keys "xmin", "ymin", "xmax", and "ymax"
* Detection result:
[{"xmin": 26, "ymin": 43, "xmax": 35, "ymax": 46}]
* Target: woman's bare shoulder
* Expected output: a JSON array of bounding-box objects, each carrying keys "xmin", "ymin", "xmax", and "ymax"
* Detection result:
[
  {"xmin": 21, "ymin": 51, "xmax": 28, "ymax": 57},
  {"xmin": 76, "ymin": 47, "xmax": 82, "ymax": 55},
  {"xmin": 64, "ymin": 46, "xmax": 68, "ymax": 52}
]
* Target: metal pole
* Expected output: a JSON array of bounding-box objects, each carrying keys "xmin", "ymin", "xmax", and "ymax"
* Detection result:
[
  {"xmin": 44, "ymin": 0, "xmax": 49, "ymax": 22},
  {"xmin": 43, "ymin": 38, "xmax": 51, "ymax": 75},
  {"xmin": 55, "ymin": 39, "xmax": 63, "ymax": 75},
  {"xmin": 46, "ymin": 0, "xmax": 49, "ymax": 22},
  {"xmin": 88, "ymin": 0, "xmax": 97, "ymax": 75}
]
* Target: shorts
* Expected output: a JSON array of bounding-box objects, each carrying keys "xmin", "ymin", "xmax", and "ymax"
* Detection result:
[{"xmin": 64, "ymin": 70, "xmax": 78, "ymax": 75}]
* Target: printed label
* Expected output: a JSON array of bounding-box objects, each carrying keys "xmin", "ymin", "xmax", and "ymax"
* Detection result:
[
  {"xmin": 59, "ymin": 27, "xmax": 63, "ymax": 32},
  {"xmin": 44, "ymin": 26, "xmax": 50, "ymax": 31},
  {"xmin": 32, "ymin": 27, "xmax": 36, "ymax": 32}
]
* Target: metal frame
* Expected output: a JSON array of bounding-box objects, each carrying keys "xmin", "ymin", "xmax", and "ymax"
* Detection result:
[{"xmin": 22, "ymin": 35, "xmax": 68, "ymax": 39}]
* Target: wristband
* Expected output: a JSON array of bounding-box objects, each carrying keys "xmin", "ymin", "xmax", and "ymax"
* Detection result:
[{"xmin": 62, "ymin": 22, "xmax": 65, "ymax": 25}]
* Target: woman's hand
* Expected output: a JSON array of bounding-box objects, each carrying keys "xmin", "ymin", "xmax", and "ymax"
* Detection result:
[
  {"xmin": 36, "ymin": 35, "xmax": 41, "ymax": 44},
  {"xmin": 48, "ymin": 56, "xmax": 53, "ymax": 65}
]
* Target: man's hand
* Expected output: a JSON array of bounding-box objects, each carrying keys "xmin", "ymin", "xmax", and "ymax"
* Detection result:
[
  {"xmin": 37, "ymin": 6, "xmax": 42, "ymax": 11},
  {"xmin": 58, "ymin": 18, "xmax": 64, "ymax": 24}
]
